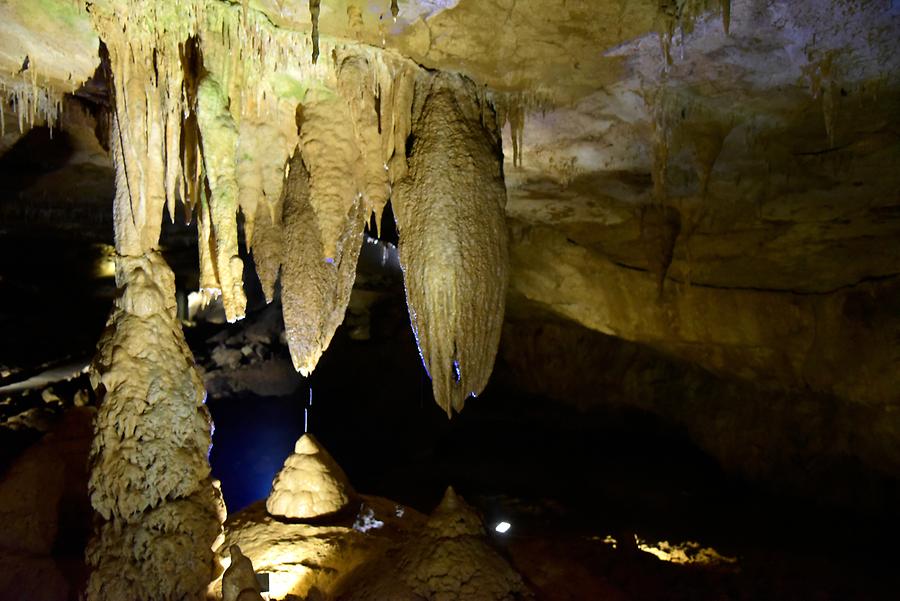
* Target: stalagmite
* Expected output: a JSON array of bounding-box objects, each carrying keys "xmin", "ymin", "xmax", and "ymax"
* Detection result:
[
  {"xmin": 222, "ymin": 545, "xmax": 264, "ymax": 601},
  {"xmin": 86, "ymin": 252, "xmax": 225, "ymax": 600},
  {"xmin": 339, "ymin": 486, "xmax": 533, "ymax": 599},
  {"xmin": 281, "ymin": 148, "xmax": 365, "ymax": 376},
  {"xmin": 392, "ymin": 73, "xmax": 509, "ymax": 415},
  {"xmin": 197, "ymin": 74, "xmax": 248, "ymax": 322},
  {"xmin": 266, "ymin": 434, "xmax": 354, "ymax": 519}
]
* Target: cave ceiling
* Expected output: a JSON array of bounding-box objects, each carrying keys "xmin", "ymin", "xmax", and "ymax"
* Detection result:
[{"xmin": 1, "ymin": 0, "xmax": 899, "ymax": 409}]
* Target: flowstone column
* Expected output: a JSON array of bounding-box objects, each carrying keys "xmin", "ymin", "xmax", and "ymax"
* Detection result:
[{"xmin": 84, "ymin": 39, "xmax": 224, "ymax": 601}]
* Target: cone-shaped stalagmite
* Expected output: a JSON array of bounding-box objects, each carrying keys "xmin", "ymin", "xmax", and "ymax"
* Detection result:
[
  {"xmin": 266, "ymin": 434, "xmax": 354, "ymax": 519},
  {"xmin": 392, "ymin": 73, "xmax": 509, "ymax": 415}
]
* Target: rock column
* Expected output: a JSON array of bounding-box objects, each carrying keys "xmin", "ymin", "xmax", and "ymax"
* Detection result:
[{"xmin": 84, "ymin": 8, "xmax": 225, "ymax": 596}]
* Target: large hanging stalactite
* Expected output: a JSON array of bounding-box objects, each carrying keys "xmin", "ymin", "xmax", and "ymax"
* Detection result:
[
  {"xmin": 278, "ymin": 86, "xmax": 368, "ymax": 376},
  {"xmin": 281, "ymin": 147, "xmax": 367, "ymax": 376},
  {"xmin": 392, "ymin": 73, "xmax": 509, "ymax": 415},
  {"xmin": 336, "ymin": 54, "xmax": 391, "ymax": 233}
]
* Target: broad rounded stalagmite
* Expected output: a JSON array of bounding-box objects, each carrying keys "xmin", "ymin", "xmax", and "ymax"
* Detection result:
[
  {"xmin": 392, "ymin": 72, "xmax": 510, "ymax": 416},
  {"xmin": 86, "ymin": 252, "xmax": 225, "ymax": 600},
  {"xmin": 336, "ymin": 486, "xmax": 533, "ymax": 600}
]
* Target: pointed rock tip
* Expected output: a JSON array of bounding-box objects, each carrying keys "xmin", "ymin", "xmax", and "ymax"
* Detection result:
[
  {"xmin": 294, "ymin": 433, "xmax": 322, "ymax": 454},
  {"xmin": 267, "ymin": 433, "xmax": 354, "ymax": 519},
  {"xmin": 427, "ymin": 485, "xmax": 484, "ymax": 536}
]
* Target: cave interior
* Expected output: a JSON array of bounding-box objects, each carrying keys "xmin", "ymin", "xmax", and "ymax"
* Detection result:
[{"xmin": 1, "ymin": 1, "xmax": 899, "ymax": 600}]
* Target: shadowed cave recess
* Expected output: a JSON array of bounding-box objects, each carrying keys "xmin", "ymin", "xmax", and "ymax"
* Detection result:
[{"xmin": 1, "ymin": 1, "xmax": 899, "ymax": 600}]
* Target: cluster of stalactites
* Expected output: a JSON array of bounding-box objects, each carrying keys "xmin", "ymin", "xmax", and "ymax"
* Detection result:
[
  {"xmin": 658, "ymin": 0, "xmax": 732, "ymax": 65},
  {"xmin": 91, "ymin": 0, "xmax": 510, "ymax": 413},
  {"xmin": 392, "ymin": 72, "xmax": 509, "ymax": 416},
  {"xmin": 246, "ymin": 49, "xmax": 415, "ymax": 376},
  {"xmin": 0, "ymin": 78, "xmax": 64, "ymax": 139}
]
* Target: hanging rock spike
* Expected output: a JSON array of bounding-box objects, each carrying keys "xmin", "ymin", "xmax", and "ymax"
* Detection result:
[
  {"xmin": 392, "ymin": 73, "xmax": 509, "ymax": 416},
  {"xmin": 310, "ymin": 0, "xmax": 321, "ymax": 64}
]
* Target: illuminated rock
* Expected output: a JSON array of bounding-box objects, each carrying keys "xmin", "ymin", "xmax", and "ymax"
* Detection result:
[
  {"xmin": 392, "ymin": 72, "xmax": 509, "ymax": 416},
  {"xmin": 214, "ymin": 495, "xmax": 424, "ymax": 600},
  {"xmin": 337, "ymin": 487, "xmax": 533, "ymax": 600},
  {"xmin": 86, "ymin": 253, "xmax": 225, "ymax": 601},
  {"xmin": 223, "ymin": 545, "xmax": 264, "ymax": 601},
  {"xmin": 267, "ymin": 434, "xmax": 354, "ymax": 520}
]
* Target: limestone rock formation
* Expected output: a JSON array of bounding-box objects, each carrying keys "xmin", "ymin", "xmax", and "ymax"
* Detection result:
[
  {"xmin": 216, "ymin": 494, "xmax": 425, "ymax": 600},
  {"xmin": 222, "ymin": 545, "xmax": 264, "ymax": 601},
  {"xmin": 266, "ymin": 434, "xmax": 354, "ymax": 520},
  {"xmin": 1, "ymin": 3, "xmax": 899, "ymax": 580},
  {"xmin": 280, "ymin": 148, "xmax": 365, "ymax": 377},
  {"xmin": 86, "ymin": 253, "xmax": 225, "ymax": 601},
  {"xmin": 392, "ymin": 72, "xmax": 509, "ymax": 416},
  {"xmin": 337, "ymin": 487, "xmax": 533, "ymax": 601}
]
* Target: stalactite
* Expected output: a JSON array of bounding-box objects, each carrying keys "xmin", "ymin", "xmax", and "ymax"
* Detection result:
[
  {"xmin": 657, "ymin": 0, "xmax": 731, "ymax": 63},
  {"xmin": 381, "ymin": 60, "xmax": 416, "ymax": 185},
  {"xmin": 196, "ymin": 74, "xmax": 247, "ymax": 322},
  {"xmin": 236, "ymin": 116, "xmax": 297, "ymax": 302},
  {"xmin": 249, "ymin": 173, "xmax": 286, "ymax": 302},
  {"xmin": 508, "ymin": 102, "xmax": 525, "ymax": 168},
  {"xmin": 281, "ymin": 149, "xmax": 366, "ymax": 376},
  {"xmin": 310, "ymin": 0, "xmax": 321, "ymax": 64},
  {"xmin": 298, "ymin": 88, "xmax": 365, "ymax": 261},
  {"xmin": 721, "ymin": 0, "xmax": 731, "ymax": 35},
  {"xmin": 646, "ymin": 89, "xmax": 670, "ymax": 203},
  {"xmin": 392, "ymin": 73, "xmax": 509, "ymax": 416},
  {"xmin": 391, "ymin": 0, "xmax": 400, "ymax": 21},
  {"xmin": 197, "ymin": 186, "xmax": 222, "ymax": 298},
  {"xmin": 804, "ymin": 51, "xmax": 838, "ymax": 147},
  {"xmin": 337, "ymin": 54, "xmax": 391, "ymax": 233}
]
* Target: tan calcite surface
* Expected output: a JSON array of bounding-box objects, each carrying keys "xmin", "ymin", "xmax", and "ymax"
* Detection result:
[
  {"xmin": 336, "ymin": 487, "xmax": 533, "ymax": 601},
  {"xmin": 267, "ymin": 434, "xmax": 354, "ymax": 520},
  {"xmin": 0, "ymin": 0, "xmax": 898, "ymax": 564},
  {"xmin": 222, "ymin": 545, "xmax": 264, "ymax": 601},
  {"xmin": 216, "ymin": 495, "xmax": 426, "ymax": 600},
  {"xmin": 392, "ymin": 72, "xmax": 509, "ymax": 415},
  {"xmin": 86, "ymin": 253, "xmax": 225, "ymax": 601}
]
